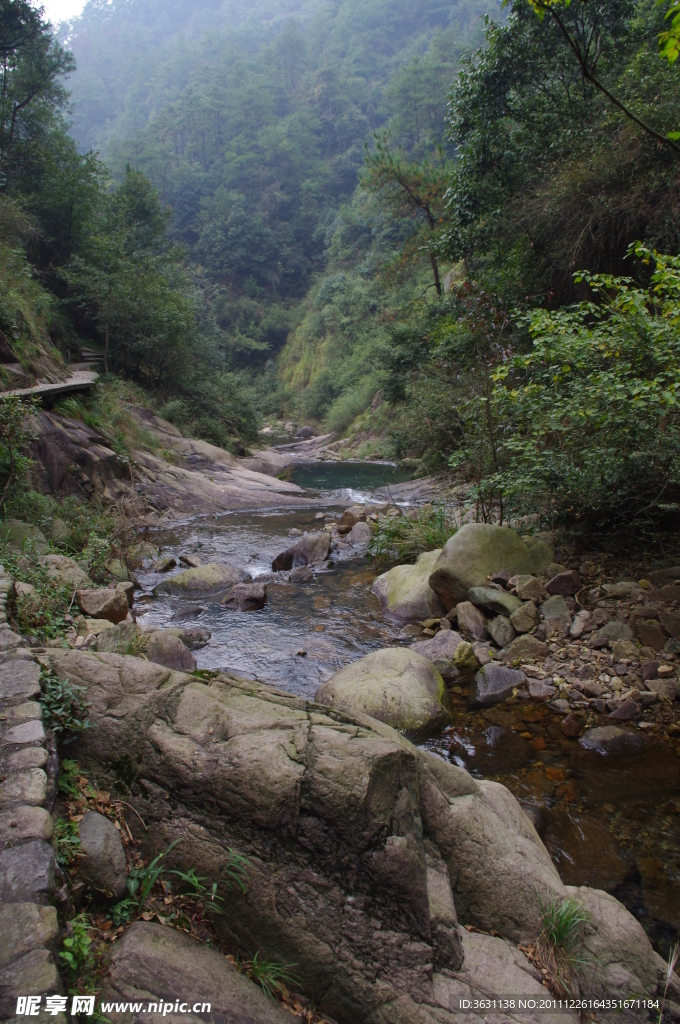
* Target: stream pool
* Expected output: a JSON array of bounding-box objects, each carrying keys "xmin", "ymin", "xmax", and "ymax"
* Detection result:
[{"xmin": 134, "ymin": 460, "xmax": 680, "ymax": 958}]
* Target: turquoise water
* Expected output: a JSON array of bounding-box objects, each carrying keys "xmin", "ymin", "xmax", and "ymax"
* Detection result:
[{"xmin": 288, "ymin": 461, "xmax": 411, "ymax": 494}]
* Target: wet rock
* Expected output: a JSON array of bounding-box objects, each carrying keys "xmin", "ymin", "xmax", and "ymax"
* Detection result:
[
  {"xmin": 636, "ymin": 619, "xmax": 668, "ymax": 651},
  {"xmin": 560, "ymin": 714, "xmax": 583, "ymax": 737},
  {"xmin": 154, "ymin": 563, "xmax": 250, "ymax": 596},
  {"xmin": 289, "ymin": 565, "xmax": 313, "ymax": 583},
  {"xmin": 221, "ymin": 583, "xmax": 267, "ymax": 611},
  {"xmin": 179, "ymin": 554, "xmax": 202, "ymax": 568},
  {"xmin": 472, "ymin": 663, "xmax": 525, "ymax": 706},
  {"xmin": 411, "ymin": 630, "xmax": 466, "ymax": 681},
  {"xmin": 78, "ymin": 810, "xmax": 127, "ymax": 899},
  {"xmin": 166, "ymin": 626, "xmax": 211, "ymax": 650},
  {"xmin": 372, "ymin": 549, "xmax": 445, "ymax": 622},
  {"xmin": 608, "ymin": 699, "xmax": 641, "ymax": 722},
  {"xmin": 512, "ymin": 575, "xmax": 548, "ymax": 602},
  {"xmin": 510, "ymin": 600, "xmax": 539, "ymax": 634},
  {"xmin": 456, "ymin": 601, "xmax": 488, "ymax": 642},
  {"xmin": 337, "ymin": 507, "xmax": 364, "ymax": 533},
  {"xmin": 38, "ymin": 554, "xmax": 91, "ymax": 589},
  {"xmin": 468, "ymin": 586, "xmax": 522, "ymax": 618},
  {"xmin": 546, "ymin": 570, "xmax": 581, "ymax": 597},
  {"xmin": 152, "ymin": 556, "xmax": 177, "ymax": 573},
  {"xmin": 272, "ymin": 531, "xmax": 331, "ymax": 572},
  {"xmin": 76, "ymin": 588, "xmax": 129, "ymax": 624},
  {"xmin": 540, "ymin": 595, "xmax": 572, "ymax": 634},
  {"xmin": 572, "ymin": 726, "xmax": 680, "ymax": 801},
  {"xmin": 428, "ymin": 524, "xmax": 554, "ymax": 610},
  {"xmin": 498, "ymin": 634, "xmax": 548, "ymax": 662},
  {"xmin": 100, "ymin": 922, "xmax": 294, "ymax": 1024},
  {"xmin": 589, "ymin": 620, "xmax": 634, "ymax": 649},
  {"xmin": 487, "ymin": 615, "xmax": 516, "ymax": 649},
  {"xmin": 528, "ymin": 679, "xmax": 556, "ymax": 701},
  {"xmin": 346, "ymin": 521, "xmax": 371, "ymax": 551},
  {"xmin": 0, "ymin": 520, "xmax": 48, "ymax": 555},
  {"xmin": 544, "ymin": 809, "xmax": 635, "ymax": 891},
  {"xmin": 315, "ymin": 647, "xmax": 446, "ymax": 734}
]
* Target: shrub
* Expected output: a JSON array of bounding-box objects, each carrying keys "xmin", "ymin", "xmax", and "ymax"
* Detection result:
[{"xmin": 39, "ymin": 668, "xmax": 91, "ymax": 736}]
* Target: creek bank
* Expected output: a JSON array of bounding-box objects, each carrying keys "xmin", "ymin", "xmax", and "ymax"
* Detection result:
[{"xmin": 40, "ymin": 648, "xmax": 668, "ymax": 1023}]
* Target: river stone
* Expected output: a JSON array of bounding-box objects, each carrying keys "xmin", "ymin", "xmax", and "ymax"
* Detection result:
[
  {"xmin": 472, "ymin": 664, "xmax": 525, "ymax": 706},
  {"xmin": 660, "ymin": 609, "xmax": 680, "ymax": 639},
  {"xmin": 608, "ymin": 698, "xmax": 640, "ymax": 722},
  {"xmin": 221, "ymin": 582, "xmax": 267, "ymax": 611},
  {"xmin": 428, "ymin": 524, "xmax": 554, "ymax": 610},
  {"xmin": 528, "ymin": 679, "xmax": 555, "ymax": 701},
  {"xmin": 0, "ymin": 520, "xmax": 48, "ymax": 555},
  {"xmin": 106, "ymin": 558, "xmax": 130, "ymax": 582},
  {"xmin": 487, "ymin": 615, "xmax": 516, "ymax": 649},
  {"xmin": 468, "ymin": 587, "xmax": 522, "ymax": 618},
  {"xmin": 0, "ymin": 658, "xmax": 40, "ymax": 701},
  {"xmin": 512, "ymin": 575, "xmax": 548, "ymax": 602},
  {"xmin": 76, "ymin": 588, "xmax": 129, "ymax": 624},
  {"xmin": 78, "ymin": 617, "xmax": 123, "ymax": 638},
  {"xmin": 144, "ymin": 631, "xmax": 197, "ymax": 672},
  {"xmin": 40, "ymin": 649, "xmax": 662, "ymax": 1018},
  {"xmin": 154, "ymin": 563, "xmax": 250, "ymax": 596},
  {"xmin": 372, "ymin": 549, "xmax": 445, "ymax": 622},
  {"xmin": 456, "ymin": 601, "xmax": 488, "ymax": 642},
  {"xmin": 636, "ymin": 619, "xmax": 667, "ymax": 651},
  {"xmin": 346, "ymin": 521, "xmax": 372, "ymax": 552},
  {"xmin": 100, "ymin": 922, "xmax": 294, "ymax": 1024},
  {"xmin": 166, "ymin": 626, "xmax": 211, "ymax": 650},
  {"xmin": 498, "ymin": 634, "xmax": 548, "ymax": 663},
  {"xmin": 0, "ymin": 949, "xmax": 62, "ymax": 1020},
  {"xmin": 589, "ymin": 620, "xmax": 635, "ymax": 649},
  {"xmin": 126, "ymin": 540, "xmax": 159, "ymax": 568},
  {"xmin": 410, "ymin": 631, "xmax": 466, "ymax": 681},
  {"xmin": 546, "ymin": 570, "xmax": 581, "ymax": 596},
  {"xmin": 315, "ymin": 647, "xmax": 446, "ymax": 734},
  {"xmin": 509, "ymin": 601, "xmax": 539, "ymax": 634},
  {"xmin": 78, "ymin": 810, "xmax": 127, "ymax": 898},
  {"xmin": 38, "ymin": 554, "xmax": 91, "ymax": 588},
  {"xmin": 272, "ymin": 531, "xmax": 331, "ymax": 572},
  {"xmin": 540, "ymin": 595, "xmax": 572, "ymax": 634}
]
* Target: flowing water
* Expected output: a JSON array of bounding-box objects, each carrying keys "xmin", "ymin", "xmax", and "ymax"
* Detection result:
[{"xmin": 134, "ymin": 461, "xmax": 680, "ymax": 957}]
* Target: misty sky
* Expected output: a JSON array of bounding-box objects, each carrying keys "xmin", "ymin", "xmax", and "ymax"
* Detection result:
[{"xmin": 42, "ymin": 0, "xmax": 86, "ymax": 23}]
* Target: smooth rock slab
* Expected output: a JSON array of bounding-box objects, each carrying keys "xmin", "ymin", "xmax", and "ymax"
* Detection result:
[
  {"xmin": 316, "ymin": 647, "xmax": 446, "ymax": 734},
  {"xmin": 78, "ymin": 810, "xmax": 127, "ymax": 898},
  {"xmin": 100, "ymin": 922, "xmax": 294, "ymax": 1024},
  {"xmin": 473, "ymin": 664, "xmax": 525, "ymax": 706},
  {"xmin": 0, "ymin": 903, "xmax": 59, "ymax": 966},
  {"xmin": 0, "ymin": 658, "xmax": 40, "ymax": 700},
  {"xmin": 0, "ymin": 840, "xmax": 55, "ymax": 901}
]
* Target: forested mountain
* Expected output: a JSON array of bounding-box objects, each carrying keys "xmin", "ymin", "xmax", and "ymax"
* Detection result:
[{"xmin": 59, "ymin": 0, "xmax": 493, "ymax": 418}]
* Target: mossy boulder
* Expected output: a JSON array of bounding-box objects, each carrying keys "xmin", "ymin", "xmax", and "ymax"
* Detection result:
[
  {"xmin": 372, "ymin": 549, "xmax": 445, "ymax": 622},
  {"xmin": 429, "ymin": 525, "xmax": 554, "ymax": 610},
  {"xmin": 315, "ymin": 647, "xmax": 446, "ymax": 734},
  {"xmin": 153, "ymin": 562, "xmax": 249, "ymax": 596},
  {"xmin": 0, "ymin": 520, "xmax": 48, "ymax": 555}
]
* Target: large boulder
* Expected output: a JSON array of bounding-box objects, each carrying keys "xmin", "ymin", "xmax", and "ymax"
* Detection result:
[
  {"xmin": 42, "ymin": 649, "xmax": 661, "ymax": 1024},
  {"xmin": 97, "ymin": 623, "xmax": 197, "ymax": 672},
  {"xmin": 38, "ymin": 554, "xmax": 91, "ymax": 589},
  {"xmin": 272, "ymin": 531, "xmax": 330, "ymax": 572},
  {"xmin": 0, "ymin": 520, "xmax": 48, "ymax": 555},
  {"xmin": 99, "ymin": 921, "xmax": 295, "ymax": 1024},
  {"xmin": 372, "ymin": 550, "xmax": 445, "ymax": 623},
  {"xmin": 428, "ymin": 525, "xmax": 553, "ymax": 610},
  {"xmin": 221, "ymin": 582, "xmax": 267, "ymax": 611},
  {"xmin": 77, "ymin": 810, "xmax": 127, "ymax": 899},
  {"xmin": 153, "ymin": 563, "xmax": 250, "ymax": 596},
  {"xmin": 315, "ymin": 647, "xmax": 446, "ymax": 734},
  {"xmin": 76, "ymin": 588, "xmax": 129, "ymax": 624}
]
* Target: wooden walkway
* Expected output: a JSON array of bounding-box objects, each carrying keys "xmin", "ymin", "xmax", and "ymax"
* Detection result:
[{"xmin": 0, "ymin": 369, "xmax": 99, "ymax": 402}]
